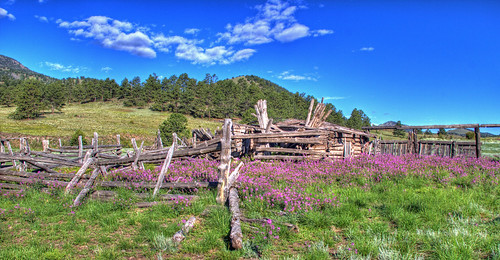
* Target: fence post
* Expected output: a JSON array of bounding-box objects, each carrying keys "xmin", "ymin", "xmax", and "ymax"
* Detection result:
[
  {"xmin": 216, "ymin": 119, "xmax": 232, "ymax": 204},
  {"xmin": 474, "ymin": 127, "xmax": 481, "ymax": 158}
]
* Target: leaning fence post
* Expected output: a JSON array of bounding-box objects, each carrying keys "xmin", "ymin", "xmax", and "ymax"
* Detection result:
[{"xmin": 153, "ymin": 133, "xmax": 176, "ymax": 198}]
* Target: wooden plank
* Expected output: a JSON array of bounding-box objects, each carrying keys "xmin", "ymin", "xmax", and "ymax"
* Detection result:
[
  {"xmin": 233, "ymin": 130, "xmax": 327, "ymax": 139},
  {"xmin": 363, "ymin": 124, "xmax": 479, "ymax": 130},
  {"xmin": 256, "ymin": 137, "xmax": 326, "ymax": 144},
  {"xmin": 253, "ymin": 155, "xmax": 308, "ymax": 161},
  {"xmin": 153, "ymin": 134, "xmax": 176, "ymax": 197},
  {"xmin": 255, "ymin": 147, "xmax": 328, "ymax": 156},
  {"xmin": 480, "ymin": 124, "xmax": 500, "ymax": 128}
]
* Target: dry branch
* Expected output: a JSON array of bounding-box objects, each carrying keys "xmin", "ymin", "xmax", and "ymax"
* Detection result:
[{"xmin": 172, "ymin": 216, "xmax": 196, "ymax": 244}]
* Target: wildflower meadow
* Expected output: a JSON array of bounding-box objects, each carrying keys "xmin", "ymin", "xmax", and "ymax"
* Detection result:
[{"xmin": 0, "ymin": 154, "xmax": 499, "ymax": 259}]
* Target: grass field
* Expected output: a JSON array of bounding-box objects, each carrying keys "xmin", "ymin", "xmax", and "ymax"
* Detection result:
[
  {"xmin": 1, "ymin": 155, "xmax": 499, "ymax": 259},
  {"xmin": 0, "ymin": 102, "xmax": 221, "ymax": 144}
]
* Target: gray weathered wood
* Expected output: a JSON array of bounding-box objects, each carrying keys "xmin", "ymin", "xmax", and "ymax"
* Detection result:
[
  {"xmin": 305, "ymin": 99, "xmax": 314, "ymax": 127},
  {"xmin": 153, "ymin": 134, "xmax": 176, "ymax": 197},
  {"xmin": 216, "ymin": 119, "xmax": 232, "ymax": 204},
  {"xmin": 78, "ymin": 136, "xmax": 83, "ymax": 163},
  {"xmin": 65, "ymin": 150, "xmax": 94, "ymax": 195},
  {"xmin": 73, "ymin": 167, "xmax": 101, "ymax": 207},
  {"xmin": 229, "ymin": 188, "xmax": 243, "ymax": 249}
]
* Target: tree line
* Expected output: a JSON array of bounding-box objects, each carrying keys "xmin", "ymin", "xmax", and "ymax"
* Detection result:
[{"xmin": 0, "ymin": 73, "xmax": 371, "ymax": 129}]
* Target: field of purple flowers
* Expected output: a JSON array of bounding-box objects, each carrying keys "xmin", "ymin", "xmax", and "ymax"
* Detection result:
[{"xmin": 1, "ymin": 154, "xmax": 499, "ymax": 259}]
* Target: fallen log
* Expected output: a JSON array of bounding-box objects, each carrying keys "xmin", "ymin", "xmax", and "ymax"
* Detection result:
[
  {"xmin": 229, "ymin": 188, "xmax": 243, "ymax": 249},
  {"xmin": 90, "ymin": 190, "xmax": 198, "ymax": 201},
  {"xmin": 99, "ymin": 180, "xmax": 217, "ymax": 189},
  {"xmin": 0, "ymin": 175, "xmax": 69, "ymax": 186}
]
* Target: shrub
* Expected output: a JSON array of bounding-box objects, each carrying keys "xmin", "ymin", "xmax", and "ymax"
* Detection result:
[
  {"xmin": 159, "ymin": 113, "xmax": 190, "ymax": 144},
  {"xmin": 69, "ymin": 129, "xmax": 88, "ymax": 146},
  {"xmin": 465, "ymin": 132, "xmax": 475, "ymax": 140}
]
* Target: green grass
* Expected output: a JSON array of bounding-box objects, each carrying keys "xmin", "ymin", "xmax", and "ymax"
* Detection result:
[
  {"xmin": 1, "ymin": 176, "xmax": 498, "ymax": 259},
  {"xmin": 0, "ymin": 101, "xmax": 221, "ymax": 146}
]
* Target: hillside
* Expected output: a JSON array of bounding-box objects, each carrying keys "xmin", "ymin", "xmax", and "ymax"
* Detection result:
[{"xmin": 0, "ymin": 55, "xmax": 52, "ymax": 81}]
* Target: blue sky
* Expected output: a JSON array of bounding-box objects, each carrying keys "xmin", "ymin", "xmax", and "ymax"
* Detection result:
[{"xmin": 1, "ymin": 0, "xmax": 499, "ymax": 133}]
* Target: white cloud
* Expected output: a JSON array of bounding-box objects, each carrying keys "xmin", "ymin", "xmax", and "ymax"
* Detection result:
[
  {"xmin": 0, "ymin": 7, "xmax": 15, "ymax": 21},
  {"xmin": 34, "ymin": 15, "xmax": 48, "ymax": 23},
  {"xmin": 57, "ymin": 16, "xmax": 156, "ymax": 58},
  {"xmin": 274, "ymin": 23, "xmax": 309, "ymax": 42},
  {"xmin": 101, "ymin": 67, "xmax": 112, "ymax": 73},
  {"xmin": 360, "ymin": 47, "xmax": 374, "ymax": 51},
  {"xmin": 324, "ymin": 96, "xmax": 346, "ymax": 101},
  {"xmin": 42, "ymin": 62, "xmax": 87, "ymax": 74},
  {"xmin": 218, "ymin": 0, "xmax": 331, "ymax": 45},
  {"xmin": 312, "ymin": 29, "xmax": 333, "ymax": 37},
  {"xmin": 153, "ymin": 34, "xmax": 255, "ymax": 65},
  {"xmin": 277, "ymin": 71, "xmax": 317, "ymax": 81},
  {"xmin": 184, "ymin": 28, "xmax": 200, "ymax": 35}
]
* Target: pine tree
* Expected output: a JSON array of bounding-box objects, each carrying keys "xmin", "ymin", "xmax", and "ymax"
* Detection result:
[
  {"xmin": 9, "ymin": 79, "xmax": 43, "ymax": 120},
  {"xmin": 43, "ymin": 81, "xmax": 65, "ymax": 113}
]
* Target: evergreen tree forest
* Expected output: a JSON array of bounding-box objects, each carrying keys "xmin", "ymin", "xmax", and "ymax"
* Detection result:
[{"xmin": 0, "ymin": 73, "xmax": 371, "ymax": 129}]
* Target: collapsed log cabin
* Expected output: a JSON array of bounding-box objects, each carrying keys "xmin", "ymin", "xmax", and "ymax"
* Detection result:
[{"xmin": 226, "ymin": 99, "xmax": 376, "ymax": 160}]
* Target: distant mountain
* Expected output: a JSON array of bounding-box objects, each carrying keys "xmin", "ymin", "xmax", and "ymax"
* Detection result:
[
  {"xmin": 380, "ymin": 121, "xmax": 398, "ymax": 127},
  {"xmin": 447, "ymin": 128, "xmax": 473, "ymax": 137},
  {"xmin": 0, "ymin": 54, "xmax": 52, "ymax": 81}
]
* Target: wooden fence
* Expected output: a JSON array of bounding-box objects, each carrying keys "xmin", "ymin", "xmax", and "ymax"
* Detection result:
[{"xmin": 375, "ymin": 140, "xmax": 477, "ymax": 157}]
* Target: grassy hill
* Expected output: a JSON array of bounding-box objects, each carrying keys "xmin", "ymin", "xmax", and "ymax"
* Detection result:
[{"xmin": 0, "ymin": 101, "xmax": 221, "ymax": 146}]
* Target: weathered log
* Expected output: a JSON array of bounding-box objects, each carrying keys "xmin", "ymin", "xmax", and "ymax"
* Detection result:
[
  {"xmin": 65, "ymin": 150, "xmax": 94, "ymax": 195},
  {"xmin": 229, "ymin": 188, "xmax": 243, "ymax": 249},
  {"xmin": 5, "ymin": 141, "xmax": 18, "ymax": 169},
  {"xmin": 233, "ymin": 130, "xmax": 327, "ymax": 139},
  {"xmin": 73, "ymin": 167, "xmax": 101, "ymax": 207},
  {"xmin": 172, "ymin": 216, "xmax": 196, "ymax": 244},
  {"xmin": 305, "ymin": 99, "xmax": 315, "ymax": 127},
  {"xmin": 256, "ymin": 137, "xmax": 326, "ymax": 144},
  {"xmin": 0, "ymin": 182, "xmax": 23, "ymax": 190},
  {"xmin": 253, "ymin": 155, "xmax": 309, "ymax": 161},
  {"xmin": 216, "ymin": 119, "xmax": 232, "ymax": 204},
  {"xmin": 0, "ymin": 174, "xmax": 69, "ymax": 186},
  {"xmin": 0, "ymin": 168, "xmax": 84, "ymax": 180},
  {"xmin": 153, "ymin": 134, "xmax": 176, "ymax": 197},
  {"xmin": 132, "ymin": 140, "xmax": 144, "ymax": 171},
  {"xmin": 255, "ymin": 147, "xmax": 329, "ymax": 156}
]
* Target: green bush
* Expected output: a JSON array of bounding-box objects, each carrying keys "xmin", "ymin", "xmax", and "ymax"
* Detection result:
[
  {"xmin": 159, "ymin": 113, "xmax": 190, "ymax": 144},
  {"xmin": 465, "ymin": 132, "xmax": 475, "ymax": 140},
  {"xmin": 69, "ymin": 129, "xmax": 88, "ymax": 146}
]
